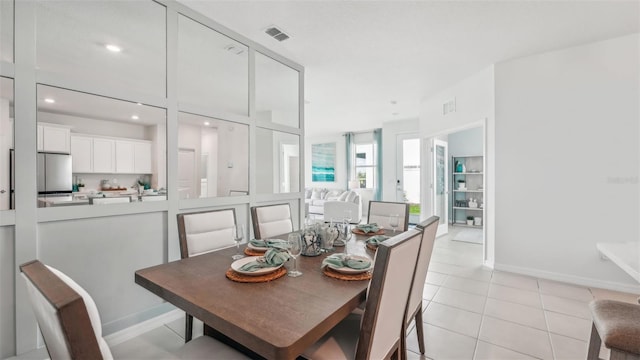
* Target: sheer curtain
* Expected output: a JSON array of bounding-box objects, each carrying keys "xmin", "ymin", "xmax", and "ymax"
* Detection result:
[
  {"xmin": 344, "ymin": 132, "xmax": 354, "ymax": 189},
  {"xmin": 373, "ymin": 128, "xmax": 382, "ymax": 201}
]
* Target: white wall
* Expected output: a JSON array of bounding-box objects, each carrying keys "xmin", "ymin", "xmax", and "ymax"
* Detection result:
[
  {"xmin": 494, "ymin": 33, "xmax": 639, "ymax": 290},
  {"xmin": 420, "ymin": 65, "xmax": 495, "ymax": 263},
  {"xmin": 0, "ymin": 226, "xmax": 14, "ymax": 359},
  {"xmin": 305, "ymin": 134, "xmax": 346, "ymax": 190},
  {"xmin": 381, "ymin": 118, "xmax": 420, "ymax": 202},
  {"xmin": 216, "ymin": 123, "xmax": 248, "ymax": 196}
]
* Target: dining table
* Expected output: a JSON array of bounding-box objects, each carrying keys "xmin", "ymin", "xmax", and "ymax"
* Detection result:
[{"xmin": 135, "ymin": 228, "xmax": 395, "ymax": 360}]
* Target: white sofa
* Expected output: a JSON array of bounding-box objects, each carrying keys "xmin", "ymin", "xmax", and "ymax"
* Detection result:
[{"xmin": 304, "ymin": 188, "xmax": 362, "ymax": 223}]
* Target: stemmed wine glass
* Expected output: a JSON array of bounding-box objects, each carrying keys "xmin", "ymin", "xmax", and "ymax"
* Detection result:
[
  {"xmin": 389, "ymin": 214, "xmax": 400, "ymax": 234},
  {"xmin": 231, "ymin": 224, "xmax": 245, "ymax": 260},
  {"xmin": 287, "ymin": 233, "xmax": 303, "ymax": 277}
]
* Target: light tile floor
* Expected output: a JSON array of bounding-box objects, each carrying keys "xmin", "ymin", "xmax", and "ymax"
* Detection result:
[{"xmin": 11, "ymin": 226, "xmax": 640, "ymax": 360}]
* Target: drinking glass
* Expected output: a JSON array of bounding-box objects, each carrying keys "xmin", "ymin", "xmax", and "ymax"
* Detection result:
[
  {"xmin": 389, "ymin": 214, "xmax": 400, "ymax": 234},
  {"xmin": 341, "ymin": 220, "xmax": 352, "ymax": 254},
  {"xmin": 287, "ymin": 233, "xmax": 303, "ymax": 277},
  {"xmin": 231, "ymin": 224, "xmax": 245, "ymax": 260}
]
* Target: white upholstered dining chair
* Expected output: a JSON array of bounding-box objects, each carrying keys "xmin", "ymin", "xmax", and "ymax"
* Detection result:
[
  {"xmin": 302, "ymin": 228, "xmax": 423, "ymax": 360},
  {"xmin": 402, "ymin": 216, "xmax": 439, "ymax": 359},
  {"xmin": 250, "ymin": 203, "xmax": 294, "ymax": 239},
  {"xmin": 367, "ymin": 201, "xmax": 410, "ymax": 231},
  {"xmin": 177, "ymin": 208, "xmax": 237, "ymax": 341},
  {"xmin": 20, "ymin": 260, "xmax": 248, "ymax": 360}
]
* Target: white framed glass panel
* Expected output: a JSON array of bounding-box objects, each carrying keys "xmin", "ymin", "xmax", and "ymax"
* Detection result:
[
  {"xmin": 255, "ymin": 128, "xmax": 300, "ymax": 194},
  {"xmin": 0, "ymin": 77, "xmax": 13, "ymax": 210},
  {"xmin": 36, "ymin": 85, "xmax": 166, "ymax": 208},
  {"xmin": 177, "ymin": 15, "xmax": 248, "ymax": 116},
  {"xmin": 255, "ymin": 52, "xmax": 299, "ymax": 128},
  {"xmin": 177, "ymin": 112, "xmax": 249, "ymax": 199},
  {"xmin": 0, "ymin": 0, "xmax": 13, "ymax": 63},
  {"xmin": 35, "ymin": 1, "xmax": 166, "ymax": 97}
]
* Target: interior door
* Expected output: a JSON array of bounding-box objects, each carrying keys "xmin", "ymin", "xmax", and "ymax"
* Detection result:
[
  {"xmin": 395, "ymin": 134, "xmax": 421, "ymax": 224},
  {"xmin": 178, "ymin": 148, "xmax": 196, "ymax": 200},
  {"xmin": 433, "ymin": 139, "xmax": 448, "ymax": 235}
]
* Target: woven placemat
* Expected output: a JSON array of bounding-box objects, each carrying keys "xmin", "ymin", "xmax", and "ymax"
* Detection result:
[
  {"xmin": 365, "ymin": 243, "xmax": 378, "ymax": 251},
  {"xmin": 352, "ymin": 228, "xmax": 385, "ymax": 236},
  {"xmin": 322, "ymin": 267, "xmax": 372, "ymax": 281},
  {"xmin": 244, "ymin": 248, "xmax": 266, "ymax": 256},
  {"xmin": 225, "ymin": 267, "xmax": 287, "ymax": 283}
]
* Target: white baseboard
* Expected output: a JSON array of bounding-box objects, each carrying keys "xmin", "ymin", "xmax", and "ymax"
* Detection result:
[
  {"xmin": 104, "ymin": 309, "xmax": 184, "ymax": 347},
  {"xmin": 494, "ymin": 262, "xmax": 640, "ymax": 294}
]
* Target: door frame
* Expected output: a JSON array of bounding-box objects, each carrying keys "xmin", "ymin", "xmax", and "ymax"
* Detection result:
[
  {"xmin": 432, "ymin": 138, "xmax": 449, "ymax": 236},
  {"xmin": 395, "ymin": 133, "xmax": 421, "ymax": 224}
]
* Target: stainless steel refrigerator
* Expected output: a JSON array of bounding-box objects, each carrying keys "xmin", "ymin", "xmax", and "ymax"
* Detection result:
[{"xmin": 37, "ymin": 152, "xmax": 73, "ymax": 194}]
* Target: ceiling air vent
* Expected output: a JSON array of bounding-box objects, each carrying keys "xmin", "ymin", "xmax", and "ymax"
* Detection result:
[{"xmin": 265, "ymin": 26, "xmax": 290, "ymax": 42}]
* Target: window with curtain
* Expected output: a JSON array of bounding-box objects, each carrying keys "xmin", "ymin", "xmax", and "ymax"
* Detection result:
[{"xmin": 353, "ymin": 142, "xmax": 377, "ymax": 189}]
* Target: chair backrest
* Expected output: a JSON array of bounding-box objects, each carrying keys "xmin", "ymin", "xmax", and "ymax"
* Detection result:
[
  {"xmin": 367, "ymin": 201, "xmax": 410, "ymax": 231},
  {"xmin": 250, "ymin": 204, "xmax": 293, "ymax": 239},
  {"xmin": 177, "ymin": 208, "xmax": 237, "ymax": 258},
  {"xmin": 20, "ymin": 260, "xmax": 113, "ymax": 360},
  {"xmin": 407, "ymin": 216, "xmax": 440, "ymax": 320},
  {"xmin": 357, "ymin": 229, "xmax": 422, "ymax": 359}
]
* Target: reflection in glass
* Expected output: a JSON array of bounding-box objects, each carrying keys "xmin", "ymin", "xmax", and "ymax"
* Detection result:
[
  {"xmin": 35, "ymin": 1, "xmax": 166, "ymax": 97},
  {"xmin": 178, "ymin": 112, "xmax": 248, "ymax": 199},
  {"xmin": 0, "ymin": 0, "xmax": 13, "ymax": 62},
  {"xmin": 178, "ymin": 15, "xmax": 248, "ymax": 116},
  {"xmin": 255, "ymin": 52, "xmax": 299, "ymax": 128},
  {"xmin": 36, "ymin": 85, "xmax": 166, "ymax": 208},
  {"xmin": 255, "ymin": 128, "xmax": 300, "ymax": 194},
  {"xmin": 0, "ymin": 77, "xmax": 13, "ymax": 210}
]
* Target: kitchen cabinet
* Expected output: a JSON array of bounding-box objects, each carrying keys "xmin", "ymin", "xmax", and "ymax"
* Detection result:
[
  {"xmin": 134, "ymin": 142, "xmax": 152, "ymax": 174},
  {"xmin": 115, "ymin": 140, "xmax": 135, "ymax": 173},
  {"xmin": 70, "ymin": 135, "xmax": 93, "ymax": 173},
  {"xmin": 39, "ymin": 123, "xmax": 71, "ymax": 153},
  {"xmin": 93, "ymin": 138, "xmax": 116, "ymax": 173}
]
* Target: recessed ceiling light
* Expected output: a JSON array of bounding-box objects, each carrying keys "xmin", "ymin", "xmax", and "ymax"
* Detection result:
[
  {"xmin": 204, "ymin": 121, "xmax": 210, "ymax": 126},
  {"xmin": 136, "ymin": 102, "xmax": 142, "ymax": 106},
  {"xmin": 131, "ymin": 115, "xmax": 139, "ymax": 120},
  {"xmin": 44, "ymin": 98, "xmax": 55, "ymax": 104},
  {"xmin": 392, "ymin": 112, "xmax": 399, "ymax": 116},
  {"xmin": 106, "ymin": 44, "xmax": 122, "ymax": 53},
  {"xmin": 390, "ymin": 100, "xmax": 397, "ymax": 105}
]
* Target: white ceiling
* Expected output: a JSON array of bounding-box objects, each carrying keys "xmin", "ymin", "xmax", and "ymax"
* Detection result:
[{"xmin": 179, "ymin": 0, "xmax": 639, "ymax": 136}]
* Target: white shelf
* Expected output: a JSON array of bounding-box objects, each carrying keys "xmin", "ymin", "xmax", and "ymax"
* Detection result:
[
  {"xmin": 453, "ymin": 190, "xmax": 483, "ymax": 193},
  {"xmin": 596, "ymin": 242, "xmax": 640, "ymax": 283},
  {"xmin": 453, "ymin": 172, "xmax": 483, "ymax": 175},
  {"xmin": 453, "ymin": 207, "xmax": 483, "ymax": 211}
]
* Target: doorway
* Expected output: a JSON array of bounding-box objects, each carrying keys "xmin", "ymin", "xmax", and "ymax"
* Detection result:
[
  {"xmin": 395, "ymin": 134, "xmax": 421, "ymax": 225},
  {"xmin": 178, "ymin": 148, "xmax": 196, "ymax": 200},
  {"xmin": 433, "ymin": 139, "xmax": 449, "ymax": 236}
]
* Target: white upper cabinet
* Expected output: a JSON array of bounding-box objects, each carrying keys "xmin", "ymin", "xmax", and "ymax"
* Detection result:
[
  {"xmin": 39, "ymin": 123, "xmax": 71, "ymax": 153},
  {"xmin": 70, "ymin": 135, "xmax": 93, "ymax": 173},
  {"xmin": 115, "ymin": 140, "xmax": 135, "ymax": 173},
  {"xmin": 93, "ymin": 138, "xmax": 115, "ymax": 173},
  {"xmin": 134, "ymin": 142, "xmax": 152, "ymax": 174}
]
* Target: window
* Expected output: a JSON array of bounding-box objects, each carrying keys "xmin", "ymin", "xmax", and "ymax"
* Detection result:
[{"xmin": 354, "ymin": 143, "xmax": 377, "ymax": 189}]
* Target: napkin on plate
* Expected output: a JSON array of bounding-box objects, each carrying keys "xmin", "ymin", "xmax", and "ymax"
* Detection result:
[
  {"xmin": 322, "ymin": 254, "xmax": 371, "ymax": 270},
  {"xmin": 366, "ymin": 235, "xmax": 390, "ymax": 246},
  {"xmin": 356, "ymin": 223, "xmax": 380, "ymax": 233},
  {"xmin": 249, "ymin": 238, "xmax": 290, "ymax": 250},
  {"xmin": 239, "ymin": 249, "xmax": 290, "ymax": 272}
]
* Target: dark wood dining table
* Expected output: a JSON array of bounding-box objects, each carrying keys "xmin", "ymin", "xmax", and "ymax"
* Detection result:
[{"xmin": 135, "ymin": 229, "xmax": 393, "ymax": 360}]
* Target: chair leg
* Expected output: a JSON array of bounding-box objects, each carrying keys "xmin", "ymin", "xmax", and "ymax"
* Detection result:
[
  {"xmin": 587, "ymin": 323, "xmax": 601, "ymax": 360},
  {"xmin": 610, "ymin": 349, "xmax": 640, "ymax": 360},
  {"xmin": 185, "ymin": 314, "xmax": 193, "ymax": 343},
  {"xmin": 415, "ymin": 305, "xmax": 425, "ymax": 354}
]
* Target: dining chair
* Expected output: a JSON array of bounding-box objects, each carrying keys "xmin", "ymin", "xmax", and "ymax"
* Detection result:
[
  {"xmin": 250, "ymin": 203, "xmax": 294, "ymax": 239},
  {"xmin": 20, "ymin": 260, "xmax": 249, "ymax": 360},
  {"xmin": 367, "ymin": 200, "xmax": 410, "ymax": 231},
  {"xmin": 177, "ymin": 208, "xmax": 236, "ymax": 341},
  {"xmin": 402, "ymin": 216, "xmax": 440, "ymax": 359},
  {"xmin": 587, "ymin": 299, "xmax": 640, "ymax": 360},
  {"xmin": 302, "ymin": 228, "xmax": 423, "ymax": 360}
]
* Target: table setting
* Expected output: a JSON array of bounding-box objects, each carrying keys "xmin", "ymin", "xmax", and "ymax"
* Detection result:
[{"xmin": 352, "ymin": 223, "xmax": 386, "ymax": 236}]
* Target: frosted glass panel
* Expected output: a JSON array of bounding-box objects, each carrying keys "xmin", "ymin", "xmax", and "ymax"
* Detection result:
[
  {"xmin": 255, "ymin": 128, "xmax": 300, "ymax": 194},
  {"xmin": 35, "ymin": 1, "xmax": 166, "ymax": 97},
  {"xmin": 0, "ymin": 0, "xmax": 13, "ymax": 63},
  {"xmin": 255, "ymin": 52, "xmax": 299, "ymax": 128},
  {"xmin": 177, "ymin": 112, "xmax": 249, "ymax": 199},
  {"xmin": 178, "ymin": 15, "xmax": 249, "ymax": 116}
]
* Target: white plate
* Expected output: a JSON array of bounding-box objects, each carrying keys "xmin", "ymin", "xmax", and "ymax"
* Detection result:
[
  {"xmin": 327, "ymin": 255, "xmax": 373, "ymax": 274},
  {"xmin": 231, "ymin": 256, "xmax": 283, "ymax": 276}
]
